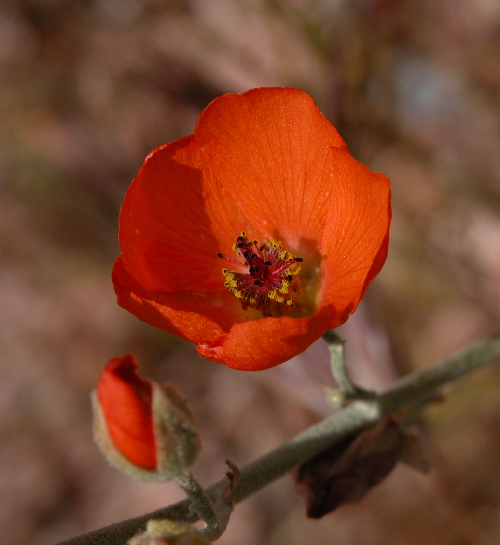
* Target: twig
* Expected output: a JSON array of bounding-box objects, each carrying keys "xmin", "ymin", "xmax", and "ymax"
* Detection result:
[
  {"xmin": 175, "ymin": 471, "xmax": 222, "ymax": 540},
  {"xmin": 322, "ymin": 329, "xmax": 375, "ymax": 404},
  {"xmin": 56, "ymin": 331, "xmax": 500, "ymax": 545}
]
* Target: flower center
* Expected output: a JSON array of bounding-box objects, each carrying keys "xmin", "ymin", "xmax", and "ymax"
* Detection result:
[{"xmin": 217, "ymin": 232, "xmax": 303, "ymax": 316}]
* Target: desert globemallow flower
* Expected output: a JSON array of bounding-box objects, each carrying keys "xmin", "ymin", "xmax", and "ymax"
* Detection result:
[{"xmin": 113, "ymin": 87, "xmax": 391, "ymax": 371}]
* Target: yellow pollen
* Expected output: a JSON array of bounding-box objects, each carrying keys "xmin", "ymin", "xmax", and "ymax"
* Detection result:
[{"xmin": 218, "ymin": 232, "xmax": 303, "ymax": 316}]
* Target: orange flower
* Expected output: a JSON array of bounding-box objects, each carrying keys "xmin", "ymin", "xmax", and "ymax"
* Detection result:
[{"xmin": 113, "ymin": 87, "xmax": 391, "ymax": 371}]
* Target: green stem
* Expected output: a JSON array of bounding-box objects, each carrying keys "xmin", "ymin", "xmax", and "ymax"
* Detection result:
[
  {"xmin": 322, "ymin": 330, "xmax": 374, "ymax": 404},
  {"xmin": 56, "ymin": 331, "xmax": 500, "ymax": 545},
  {"xmin": 175, "ymin": 472, "xmax": 222, "ymax": 540}
]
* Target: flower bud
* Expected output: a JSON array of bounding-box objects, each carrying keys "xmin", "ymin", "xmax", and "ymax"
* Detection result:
[
  {"xmin": 128, "ymin": 520, "xmax": 211, "ymax": 545},
  {"xmin": 92, "ymin": 355, "xmax": 200, "ymax": 481}
]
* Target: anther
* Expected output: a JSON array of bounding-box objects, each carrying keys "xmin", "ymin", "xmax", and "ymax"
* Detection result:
[{"xmin": 218, "ymin": 233, "xmax": 303, "ymax": 315}]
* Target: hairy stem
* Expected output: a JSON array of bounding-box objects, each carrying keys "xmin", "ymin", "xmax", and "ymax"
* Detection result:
[
  {"xmin": 56, "ymin": 331, "xmax": 500, "ymax": 545},
  {"xmin": 175, "ymin": 472, "xmax": 222, "ymax": 540},
  {"xmin": 322, "ymin": 329, "xmax": 375, "ymax": 404}
]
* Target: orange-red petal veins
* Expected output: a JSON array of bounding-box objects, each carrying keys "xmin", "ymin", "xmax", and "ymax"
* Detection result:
[
  {"xmin": 319, "ymin": 148, "xmax": 391, "ymax": 319},
  {"xmin": 196, "ymin": 305, "xmax": 337, "ymax": 371},
  {"xmin": 97, "ymin": 355, "xmax": 156, "ymax": 470},
  {"xmin": 195, "ymin": 87, "xmax": 347, "ymax": 248},
  {"xmin": 112, "ymin": 256, "xmax": 245, "ymax": 342},
  {"xmin": 119, "ymin": 136, "xmax": 252, "ymax": 294}
]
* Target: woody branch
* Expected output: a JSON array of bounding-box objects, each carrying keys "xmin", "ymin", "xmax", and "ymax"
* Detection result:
[{"xmin": 57, "ymin": 330, "xmax": 500, "ymax": 545}]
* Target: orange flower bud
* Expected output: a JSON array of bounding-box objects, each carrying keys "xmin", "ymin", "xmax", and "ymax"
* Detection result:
[
  {"xmin": 92, "ymin": 355, "xmax": 200, "ymax": 481},
  {"xmin": 97, "ymin": 355, "xmax": 156, "ymax": 469}
]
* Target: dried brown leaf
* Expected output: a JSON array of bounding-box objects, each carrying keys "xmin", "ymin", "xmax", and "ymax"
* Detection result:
[{"xmin": 295, "ymin": 416, "xmax": 404, "ymax": 518}]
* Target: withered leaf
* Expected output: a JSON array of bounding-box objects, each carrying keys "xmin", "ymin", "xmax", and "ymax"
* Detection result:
[{"xmin": 295, "ymin": 416, "xmax": 403, "ymax": 518}]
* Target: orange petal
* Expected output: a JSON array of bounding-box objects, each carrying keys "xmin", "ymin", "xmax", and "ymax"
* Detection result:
[
  {"xmin": 119, "ymin": 136, "xmax": 252, "ymax": 294},
  {"xmin": 194, "ymin": 88, "xmax": 347, "ymax": 250},
  {"xmin": 115, "ymin": 255, "xmax": 338, "ymax": 370},
  {"xmin": 113, "ymin": 256, "xmax": 244, "ymax": 343},
  {"xmin": 196, "ymin": 305, "xmax": 337, "ymax": 371},
  {"xmin": 319, "ymin": 148, "xmax": 391, "ymax": 318},
  {"xmin": 97, "ymin": 355, "xmax": 156, "ymax": 470}
]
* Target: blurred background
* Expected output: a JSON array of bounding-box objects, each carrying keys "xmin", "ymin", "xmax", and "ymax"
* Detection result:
[{"xmin": 2, "ymin": 0, "xmax": 500, "ymax": 543}]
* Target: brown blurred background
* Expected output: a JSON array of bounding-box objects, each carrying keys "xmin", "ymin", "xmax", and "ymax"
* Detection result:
[{"xmin": 2, "ymin": 0, "xmax": 500, "ymax": 544}]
